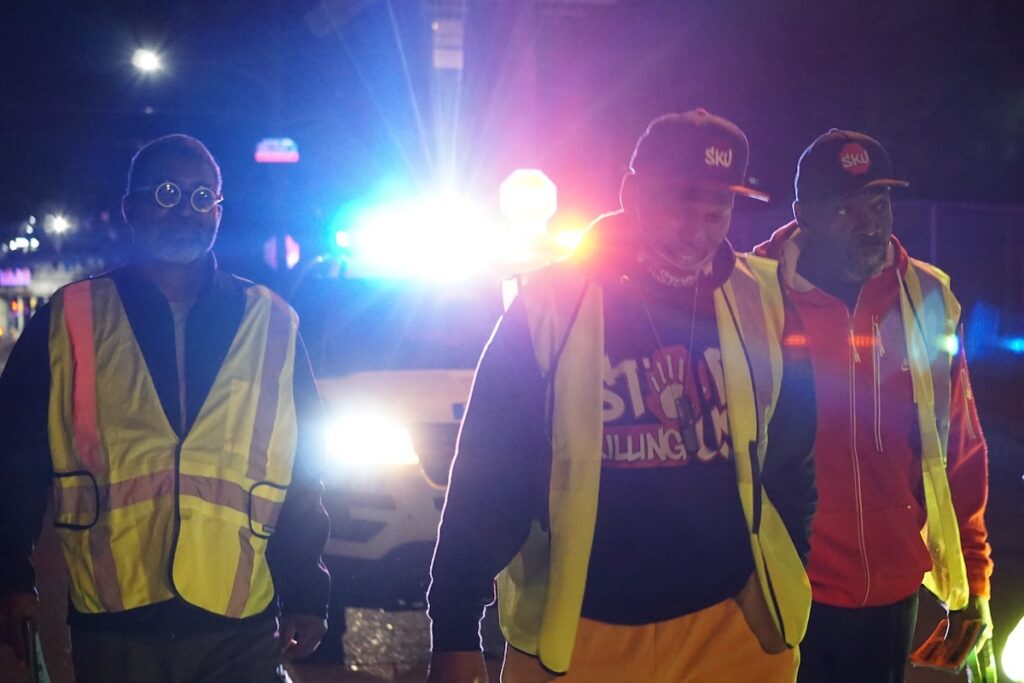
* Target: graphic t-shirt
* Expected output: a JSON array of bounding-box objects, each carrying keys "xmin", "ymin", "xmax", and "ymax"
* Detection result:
[{"xmin": 581, "ymin": 254, "xmax": 754, "ymax": 624}]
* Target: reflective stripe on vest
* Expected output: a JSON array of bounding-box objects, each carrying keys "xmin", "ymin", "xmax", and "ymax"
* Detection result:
[
  {"xmin": 497, "ymin": 255, "xmax": 811, "ymax": 673},
  {"xmin": 48, "ymin": 277, "xmax": 298, "ymax": 617},
  {"xmin": 899, "ymin": 261, "xmax": 969, "ymax": 610}
]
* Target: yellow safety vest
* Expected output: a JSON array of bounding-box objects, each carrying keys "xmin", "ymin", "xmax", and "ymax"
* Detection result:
[
  {"xmin": 900, "ymin": 260, "xmax": 970, "ymax": 611},
  {"xmin": 48, "ymin": 276, "xmax": 299, "ymax": 618},
  {"xmin": 496, "ymin": 254, "xmax": 811, "ymax": 673}
]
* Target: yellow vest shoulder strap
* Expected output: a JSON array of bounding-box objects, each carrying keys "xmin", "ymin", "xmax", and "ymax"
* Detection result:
[{"xmin": 899, "ymin": 260, "xmax": 969, "ymax": 610}]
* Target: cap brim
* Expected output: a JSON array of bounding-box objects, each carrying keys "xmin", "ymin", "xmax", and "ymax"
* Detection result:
[
  {"xmin": 863, "ymin": 178, "xmax": 910, "ymax": 191},
  {"xmin": 798, "ymin": 178, "xmax": 910, "ymax": 203},
  {"xmin": 729, "ymin": 184, "xmax": 771, "ymax": 203},
  {"xmin": 653, "ymin": 176, "xmax": 770, "ymax": 203}
]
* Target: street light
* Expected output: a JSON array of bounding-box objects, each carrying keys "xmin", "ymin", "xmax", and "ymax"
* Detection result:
[
  {"xmin": 132, "ymin": 48, "xmax": 162, "ymax": 73},
  {"xmin": 49, "ymin": 215, "xmax": 71, "ymax": 234}
]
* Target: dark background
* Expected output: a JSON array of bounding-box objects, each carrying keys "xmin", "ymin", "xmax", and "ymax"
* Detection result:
[{"xmin": 2, "ymin": 0, "xmax": 1023, "ymax": 262}]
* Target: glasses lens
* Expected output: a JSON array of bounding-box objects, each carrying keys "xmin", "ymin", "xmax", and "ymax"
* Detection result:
[
  {"xmin": 155, "ymin": 183, "xmax": 181, "ymax": 208},
  {"xmin": 191, "ymin": 187, "xmax": 217, "ymax": 213}
]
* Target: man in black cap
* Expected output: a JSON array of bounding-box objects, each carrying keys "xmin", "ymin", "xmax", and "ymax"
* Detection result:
[
  {"xmin": 754, "ymin": 130, "xmax": 993, "ymax": 682},
  {"xmin": 427, "ymin": 110, "xmax": 817, "ymax": 682}
]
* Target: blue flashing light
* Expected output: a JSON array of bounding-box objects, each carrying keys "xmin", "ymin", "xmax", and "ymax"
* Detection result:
[
  {"xmin": 329, "ymin": 184, "xmax": 498, "ymax": 280},
  {"xmin": 938, "ymin": 334, "xmax": 960, "ymax": 357},
  {"xmin": 965, "ymin": 303, "xmax": 999, "ymax": 359},
  {"xmin": 1001, "ymin": 337, "xmax": 1024, "ymax": 355}
]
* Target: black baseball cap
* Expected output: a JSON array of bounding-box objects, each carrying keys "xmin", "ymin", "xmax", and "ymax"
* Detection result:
[
  {"xmin": 795, "ymin": 129, "xmax": 909, "ymax": 202},
  {"xmin": 629, "ymin": 109, "xmax": 769, "ymax": 202}
]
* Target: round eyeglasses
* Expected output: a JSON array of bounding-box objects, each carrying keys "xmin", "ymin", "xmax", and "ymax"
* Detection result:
[{"xmin": 133, "ymin": 181, "xmax": 223, "ymax": 213}]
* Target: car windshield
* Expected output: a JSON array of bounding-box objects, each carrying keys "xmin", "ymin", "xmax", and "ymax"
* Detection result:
[{"xmin": 297, "ymin": 278, "xmax": 503, "ymax": 377}]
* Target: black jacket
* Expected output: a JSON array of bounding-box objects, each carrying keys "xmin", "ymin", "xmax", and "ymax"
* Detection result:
[
  {"xmin": 0, "ymin": 258, "xmax": 330, "ymax": 633},
  {"xmin": 428, "ymin": 212, "xmax": 817, "ymax": 652}
]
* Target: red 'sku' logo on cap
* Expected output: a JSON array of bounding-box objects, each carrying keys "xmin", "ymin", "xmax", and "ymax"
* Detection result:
[{"xmin": 838, "ymin": 142, "xmax": 871, "ymax": 175}]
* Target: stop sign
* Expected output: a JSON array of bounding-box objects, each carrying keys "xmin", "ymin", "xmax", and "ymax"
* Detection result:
[{"xmin": 499, "ymin": 169, "xmax": 557, "ymax": 229}]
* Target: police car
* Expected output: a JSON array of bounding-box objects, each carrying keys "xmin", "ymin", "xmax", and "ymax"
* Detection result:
[
  {"xmin": 294, "ymin": 272, "xmax": 502, "ymax": 660},
  {"xmin": 294, "ymin": 181, "xmax": 578, "ymax": 660}
]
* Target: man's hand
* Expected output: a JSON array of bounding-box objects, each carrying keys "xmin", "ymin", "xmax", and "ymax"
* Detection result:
[
  {"xmin": 427, "ymin": 651, "xmax": 489, "ymax": 683},
  {"xmin": 950, "ymin": 595, "xmax": 993, "ymax": 647},
  {"xmin": 950, "ymin": 595, "xmax": 996, "ymax": 682},
  {"xmin": 277, "ymin": 613, "xmax": 328, "ymax": 660},
  {"xmin": 0, "ymin": 592, "xmax": 39, "ymax": 666}
]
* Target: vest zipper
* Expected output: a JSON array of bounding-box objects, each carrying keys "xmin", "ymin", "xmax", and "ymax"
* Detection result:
[
  {"xmin": 167, "ymin": 442, "xmax": 184, "ymax": 600},
  {"xmin": 872, "ymin": 317, "xmax": 885, "ymax": 453},
  {"xmin": 848, "ymin": 297, "xmax": 871, "ymax": 606}
]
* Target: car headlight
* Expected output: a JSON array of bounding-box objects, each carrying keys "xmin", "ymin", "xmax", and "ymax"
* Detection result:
[
  {"xmin": 1006, "ymin": 615, "xmax": 1024, "ymax": 682},
  {"xmin": 324, "ymin": 414, "xmax": 419, "ymax": 468}
]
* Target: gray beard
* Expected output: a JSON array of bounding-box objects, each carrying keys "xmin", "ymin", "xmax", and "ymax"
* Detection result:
[{"xmin": 136, "ymin": 238, "xmax": 212, "ymax": 264}]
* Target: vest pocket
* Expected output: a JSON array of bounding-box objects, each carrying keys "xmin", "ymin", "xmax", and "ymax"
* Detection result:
[
  {"xmin": 53, "ymin": 471, "xmax": 100, "ymax": 529},
  {"xmin": 248, "ymin": 481, "xmax": 287, "ymax": 538}
]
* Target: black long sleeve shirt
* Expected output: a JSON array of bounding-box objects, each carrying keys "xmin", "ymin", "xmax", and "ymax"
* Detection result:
[
  {"xmin": 0, "ymin": 260, "xmax": 331, "ymax": 633},
  {"xmin": 428, "ymin": 242, "xmax": 817, "ymax": 652}
]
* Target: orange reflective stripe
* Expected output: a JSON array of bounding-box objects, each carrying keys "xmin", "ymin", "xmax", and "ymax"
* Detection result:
[
  {"xmin": 179, "ymin": 475, "xmax": 283, "ymax": 528},
  {"xmin": 107, "ymin": 470, "xmax": 176, "ymax": 508},
  {"xmin": 57, "ymin": 470, "xmax": 176, "ymax": 517},
  {"xmin": 63, "ymin": 283, "xmax": 102, "ymax": 473},
  {"xmin": 63, "ymin": 282, "xmax": 125, "ymax": 611},
  {"xmin": 250, "ymin": 496, "xmax": 283, "ymax": 529},
  {"xmin": 180, "ymin": 474, "xmax": 246, "ymax": 515},
  {"xmin": 226, "ymin": 527, "xmax": 256, "ymax": 618},
  {"xmin": 87, "ymin": 519, "xmax": 124, "ymax": 612},
  {"xmin": 247, "ymin": 297, "xmax": 292, "ymax": 482}
]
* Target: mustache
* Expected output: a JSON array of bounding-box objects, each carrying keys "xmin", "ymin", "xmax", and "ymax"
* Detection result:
[{"xmin": 854, "ymin": 233, "xmax": 888, "ymax": 247}]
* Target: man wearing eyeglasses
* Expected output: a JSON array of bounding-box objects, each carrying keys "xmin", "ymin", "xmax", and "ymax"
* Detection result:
[{"xmin": 0, "ymin": 134, "xmax": 331, "ymax": 682}]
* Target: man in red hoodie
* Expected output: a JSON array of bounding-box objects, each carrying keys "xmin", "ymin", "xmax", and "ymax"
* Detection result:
[{"xmin": 754, "ymin": 130, "xmax": 993, "ymax": 683}]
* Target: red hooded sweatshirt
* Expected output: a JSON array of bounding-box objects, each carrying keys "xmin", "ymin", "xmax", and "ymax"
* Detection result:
[{"xmin": 755, "ymin": 222, "xmax": 992, "ymax": 608}]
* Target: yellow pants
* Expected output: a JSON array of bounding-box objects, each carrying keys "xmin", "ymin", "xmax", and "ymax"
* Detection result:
[{"xmin": 502, "ymin": 598, "xmax": 799, "ymax": 683}]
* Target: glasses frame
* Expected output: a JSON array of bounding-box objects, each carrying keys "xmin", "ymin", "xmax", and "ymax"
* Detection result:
[{"xmin": 130, "ymin": 181, "xmax": 224, "ymax": 214}]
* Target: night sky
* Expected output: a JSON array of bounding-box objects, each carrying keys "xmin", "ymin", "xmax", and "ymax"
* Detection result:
[{"xmin": 2, "ymin": 0, "xmax": 1023, "ymax": 261}]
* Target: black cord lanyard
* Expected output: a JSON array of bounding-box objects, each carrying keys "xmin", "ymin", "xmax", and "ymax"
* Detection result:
[{"xmin": 636, "ymin": 276, "xmax": 702, "ymax": 456}]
